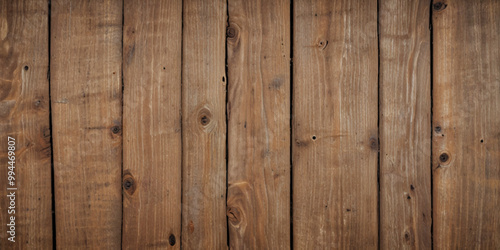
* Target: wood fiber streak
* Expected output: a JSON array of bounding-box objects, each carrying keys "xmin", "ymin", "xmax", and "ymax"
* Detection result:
[
  {"xmin": 227, "ymin": 0, "xmax": 291, "ymax": 248},
  {"xmin": 432, "ymin": 0, "xmax": 500, "ymax": 248},
  {"xmin": 122, "ymin": 0, "xmax": 182, "ymax": 249},
  {"xmin": 182, "ymin": 0, "xmax": 228, "ymax": 249},
  {"xmin": 292, "ymin": 0, "xmax": 378, "ymax": 248},
  {"xmin": 379, "ymin": 0, "xmax": 432, "ymax": 249},
  {"xmin": 0, "ymin": 0, "xmax": 52, "ymax": 248},
  {"xmin": 51, "ymin": 0, "xmax": 123, "ymax": 248}
]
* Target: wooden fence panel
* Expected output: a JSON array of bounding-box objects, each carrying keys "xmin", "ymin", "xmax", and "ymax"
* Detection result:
[
  {"xmin": 181, "ymin": 0, "xmax": 228, "ymax": 248},
  {"xmin": 122, "ymin": 0, "xmax": 182, "ymax": 249},
  {"xmin": 432, "ymin": 0, "xmax": 500, "ymax": 248},
  {"xmin": 0, "ymin": 0, "xmax": 52, "ymax": 248},
  {"xmin": 51, "ymin": 0, "xmax": 123, "ymax": 248},
  {"xmin": 227, "ymin": 0, "xmax": 291, "ymax": 248},
  {"xmin": 292, "ymin": 0, "xmax": 378, "ymax": 248},
  {"xmin": 379, "ymin": 0, "xmax": 432, "ymax": 249}
]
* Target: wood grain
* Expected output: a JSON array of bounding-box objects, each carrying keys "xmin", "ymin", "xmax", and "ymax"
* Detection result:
[
  {"xmin": 0, "ymin": 0, "xmax": 52, "ymax": 248},
  {"xmin": 379, "ymin": 0, "xmax": 432, "ymax": 249},
  {"xmin": 181, "ymin": 0, "xmax": 228, "ymax": 248},
  {"xmin": 122, "ymin": 0, "xmax": 182, "ymax": 249},
  {"xmin": 292, "ymin": 0, "xmax": 378, "ymax": 248},
  {"xmin": 51, "ymin": 0, "xmax": 123, "ymax": 248},
  {"xmin": 226, "ymin": 0, "xmax": 291, "ymax": 248},
  {"xmin": 432, "ymin": 0, "xmax": 500, "ymax": 248}
]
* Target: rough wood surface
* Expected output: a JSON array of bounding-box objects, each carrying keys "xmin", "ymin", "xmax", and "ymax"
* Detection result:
[
  {"xmin": 292, "ymin": 0, "xmax": 378, "ymax": 248},
  {"xmin": 379, "ymin": 0, "xmax": 432, "ymax": 249},
  {"xmin": 226, "ymin": 0, "xmax": 291, "ymax": 248},
  {"xmin": 122, "ymin": 0, "xmax": 182, "ymax": 249},
  {"xmin": 51, "ymin": 0, "xmax": 123, "ymax": 248},
  {"xmin": 0, "ymin": 0, "xmax": 52, "ymax": 248},
  {"xmin": 181, "ymin": 0, "xmax": 228, "ymax": 248},
  {"xmin": 432, "ymin": 0, "xmax": 500, "ymax": 248}
]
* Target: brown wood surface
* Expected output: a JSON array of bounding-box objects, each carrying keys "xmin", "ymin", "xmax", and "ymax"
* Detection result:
[
  {"xmin": 292, "ymin": 0, "xmax": 378, "ymax": 248},
  {"xmin": 122, "ymin": 0, "xmax": 182, "ymax": 249},
  {"xmin": 181, "ymin": 0, "xmax": 228, "ymax": 248},
  {"xmin": 50, "ymin": 0, "xmax": 123, "ymax": 248},
  {"xmin": 0, "ymin": 0, "xmax": 52, "ymax": 248},
  {"xmin": 432, "ymin": 0, "xmax": 500, "ymax": 248},
  {"xmin": 226, "ymin": 0, "xmax": 291, "ymax": 248},
  {"xmin": 379, "ymin": 0, "xmax": 432, "ymax": 249}
]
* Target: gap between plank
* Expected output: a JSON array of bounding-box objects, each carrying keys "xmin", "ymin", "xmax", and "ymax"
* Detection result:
[
  {"xmin": 47, "ymin": 0, "xmax": 56, "ymax": 249},
  {"xmin": 429, "ymin": 0, "xmax": 435, "ymax": 249}
]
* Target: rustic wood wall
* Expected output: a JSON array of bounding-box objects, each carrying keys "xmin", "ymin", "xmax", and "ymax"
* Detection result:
[{"xmin": 0, "ymin": 0, "xmax": 499, "ymax": 249}]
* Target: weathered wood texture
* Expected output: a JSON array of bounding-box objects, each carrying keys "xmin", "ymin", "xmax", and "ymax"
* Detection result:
[
  {"xmin": 51, "ymin": 0, "xmax": 123, "ymax": 248},
  {"xmin": 122, "ymin": 0, "xmax": 182, "ymax": 249},
  {"xmin": 181, "ymin": 0, "xmax": 228, "ymax": 248},
  {"xmin": 379, "ymin": 0, "xmax": 432, "ymax": 249},
  {"xmin": 292, "ymin": 0, "xmax": 378, "ymax": 248},
  {"xmin": 0, "ymin": 0, "xmax": 52, "ymax": 248},
  {"xmin": 432, "ymin": 0, "xmax": 500, "ymax": 248},
  {"xmin": 227, "ymin": 0, "xmax": 291, "ymax": 248}
]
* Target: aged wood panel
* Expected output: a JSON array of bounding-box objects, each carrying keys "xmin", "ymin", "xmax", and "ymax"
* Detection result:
[
  {"xmin": 182, "ymin": 0, "xmax": 228, "ymax": 248},
  {"xmin": 379, "ymin": 0, "xmax": 432, "ymax": 249},
  {"xmin": 0, "ymin": 0, "xmax": 52, "ymax": 248},
  {"xmin": 51, "ymin": 0, "xmax": 123, "ymax": 248},
  {"xmin": 292, "ymin": 0, "xmax": 378, "ymax": 248},
  {"xmin": 226, "ymin": 0, "xmax": 291, "ymax": 248},
  {"xmin": 122, "ymin": 0, "xmax": 182, "ymax": 249},
  {"xmin": 432, "ymin": 0, "xmax": 500, "ymax": 248}
]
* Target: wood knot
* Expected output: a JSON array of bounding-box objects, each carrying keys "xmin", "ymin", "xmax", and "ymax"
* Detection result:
[
  {"xmin": 433, "ymin": 2, "xmax": 447, "ymax": 11},
  {"xmin": 226, "ymin": 27, "xmax": 237, "ymax": 38},
  {"xmin": 111, "ymin": 126, "xmax": 121, "ymax": 134},
  {"xmin": 197, "ymin": 107, "xmax": 215, "ymax": 132},
  {"xmin": 122, "ymin": 171, "xmax": 136, "ymax": 195},
  {"xmin": 439, "ymin": 152, "xmax": 450, "ymax": 163},
  {"xmin": 369, "ymin": 137, "xmax": 378, "ymax": 150},
  {"xmin": 227, "ymin": 207, "xmax": 241, "ymax": 223},
  {"xmin": 168, "ymin": 234, "xmax": 176, "ymax": 246}
]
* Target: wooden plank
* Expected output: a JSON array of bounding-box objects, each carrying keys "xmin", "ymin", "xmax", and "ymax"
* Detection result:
[
  {"xmin": 226, "ymin": 0, "xmax": 290, "ymax": 248},
  {"xmin": 181, "ymin": 0, "xmax": 227, "ymax": 248},
  {"xmin": 0, "ymin": 0, "xmax": 52, "ymax": 248},
  {"xmin": 122, "ymin": 1, "xmax": 182, "ymax": 249},
  {"xmin": 379, "ymin": 0, "xmax": 432, "ymax": 249},
  {"xmin": 292, "ymin": 0, "xmax": 378, "ymax": 248},
  {"xmin": 432, "ymin": 0, "xmax": 500, "ymax": 248},
  {"xmin": 51, "ymin": 0, "xmax": 122, "ymax": 248}
]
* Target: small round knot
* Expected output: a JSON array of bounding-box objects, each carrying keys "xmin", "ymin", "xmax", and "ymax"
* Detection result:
[
  {"xmin": 433, "ymin": 2, "xmax": 447, "ymax": 11},
  {"xmin": 227, "ymin": 27, "xmax": 236, "ymax": 38},
  {"xmin": 439, "ymin": 153, "xmax": 449, "ymax": 163},
  {"xmin": 111, "ymin": 126, "xmax": 121, "ymax": 134}
]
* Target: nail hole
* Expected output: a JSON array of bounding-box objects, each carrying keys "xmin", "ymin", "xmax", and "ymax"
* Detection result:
[
  {"xmin": 163, "ymin": 67, "xmax": 166, "ymax": 70},
  {"xmin": 312, "ymin": 135, "xmax": 317, "ymax": 140},
  {"xmin": 222, "ymin": 76, "xmax": 225, "ymax": 82},
  {"xmin": 24, "ymin": 65, "xmax": 29, "ymax": 71},
  {"xmin": 480, "ymin": 139, "xmax": 484, "ymax": 143},
  {"xmin": 410, "ymin": 185, "xmax": 415, "ymax": 190},
  {"xmin": 407, "ymin": 195, "xmax": 411, "ymax": 200}
]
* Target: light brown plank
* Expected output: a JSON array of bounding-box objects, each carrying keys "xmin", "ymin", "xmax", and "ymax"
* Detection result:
[
  {"xmin": 122, "ymin": 0, "xmax": 182, "ymax": 249},
  {"xmin": 181, "ymin": 0, "xmax": 227, "ymax": 248},
  {"xmin": 432, "ymin": 0, "xmax": 500, "ymax": 248},
  {"xmin": 0, "ymin": 0, "xmax": 52, "ymax": 248},
  {"xmin": 379, "ymin": 0, "xmax": 432, "ymax": 249},
  {"xmin": 51, "ymin": 0, "xmax": 123, "ymax": 248},
  {"xmin": 226, "ymin": 0, "xmax": 291, "ymax": 248},
  {"xmin": 292, "ymin": 0, "xmax": 378, "ymax": 248}
]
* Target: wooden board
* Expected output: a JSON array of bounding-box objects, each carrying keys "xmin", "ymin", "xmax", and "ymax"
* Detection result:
[
  {"xmin": 50, "ymin": 0, "xmax": 123, "ymax": 248},
  {"xmin": 226, "ymin": 0, "xmax": 290, "ymax": 248},
  {"xmin": 122, "ymin": 1, "xmax": 182, "ymax": 249},
  {"xmin": 379, "ymin": 0, "xmax": 432, "ymax": 249},
  {"xmin": 0, "ymin": 0, "xmax": 52, "ymax": 248},
  {"xmin": 432, "ymin": 0, "xmax": 500, "ymax": 248},
  {"xmin": 292, "ymin": 0, "xmax": 378, "ymax": 248},
  {"xmin": 181, "ymin": 0, "xmax": 228, "ymax": 248}
]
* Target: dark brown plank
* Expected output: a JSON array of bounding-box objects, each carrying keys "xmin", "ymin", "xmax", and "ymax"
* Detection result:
[
  {"xmin": 432, "ymin": 0, "xmax": 500, "ymax": 248},
  {"xmin": 0, "ymin": 0, "xmax": 52, "ymax": 248},
  {"xmin": 122, "ymin": 0, "xmax": 182, "ymax": 249},
  {"xmin": 226, "ymin": 0, "xmax": 291, "ymax": 248},
  {"xmin": 292, "ymin": 0, "xmax": 379, "ymax": 248},
  {"xmin": 51, "ymin": 0, "xmax": 123, "ymax": 248},
  {"xmin": 181, "ymin": 0, "xmax": 228, "ymax": 248},
  {"xmin": 379, "ymin": 0, "xmax": 432, "ymax": 249}
]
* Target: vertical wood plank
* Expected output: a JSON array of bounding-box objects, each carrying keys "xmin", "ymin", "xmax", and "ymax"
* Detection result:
[
  {"xmin": 122, "ymin": 1, "xmax": 182, "ymax": 249},
  {"xmin": 226, "ymin": 0, "xmax": 290, "ymax": 248},
  {"xmin": 379, "ymin": 0, "xmax": 432, "ymax": 249},
  {"xmin": 182, "ymin": 0, "xmax": 227, "ymax": 248},
  {"xmin": 51, "ymin": 0, "xmax": 123, "ymax": 248},
  {"xmin": 432, "ymin": 0, "xmax": 500, "ymax": 248},
  {"xmin": 292, "ymin": 0, "xmax": 378, "ymax": 248},
  {"xmin": 0, "ymin": 0, "xmax": 52, "ymax": 248}
]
